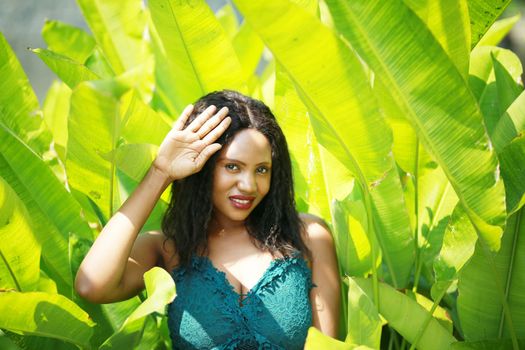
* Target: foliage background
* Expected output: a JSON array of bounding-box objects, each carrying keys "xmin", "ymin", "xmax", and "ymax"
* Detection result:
[{"xmin": 1, "ymin": 0, "xmax": 525, "ymax": 349}]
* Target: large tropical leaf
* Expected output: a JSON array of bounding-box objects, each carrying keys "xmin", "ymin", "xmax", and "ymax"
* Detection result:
[
  {"xmin": 304, "ymin": 327, "xmax": 356, "ymax": 349},
  {"xmin": 432, "ymin": 204, "xmax": 478, "ymax": 300},
  {"xmin": 457, "ymin": 206, "xmax": 525, "ymax": 347},
  {"xmin": 0, "ymin": 125, "xmax": 93, "ymax": 296},
  {"xmin": 42, "ymin": 81, "xmax": 72, "ymax": 164},
  {"xmin": 500, "ymin": 136, "xmax": 525, "ymax": 214},
  {"xmin": 67, "ymin": 84, "xmax": 171, "ymax": 220},
  {"xmin": 345, "ymin": 277, "xmax": 382, "ymax": 348},
  {"xmin": 404, "ymin": 0, "xmax": 470, "ymax": 78},
  {"xmin": 274, "ymin": 65, "xmax": 331, "ymax": 221},
  {"xmin": 354, "ymin": 277, "xmax": 457, "ymax": 350},
  {"xmin": 476, "ymin": 14, "xmax": 521, "ymax": 47},
  {"xmin": 467, "ymin": 0, "xmax": 512, "ymax": 48},
  {"xmin": 326, "ymin": 0, "xmax": 506, "ymax": 251},
  {"xmin": 235, "ymin": 0, "xmax": 414, "ymax": 287},
  {"xmin": 0, "ymin": 291, "xmax": 95, "ymax": 348},
  {"xmin": 0, "ymin": 177, "xmax": 41, "ymax": 292},
  {"xmin": 148, "ymin": 0, "xmax": 246, "ymax": 114},
  {"xmin": 0, "ymin": 33, "xmax": 51, "ymax": 156},
  {"xmin": 41, "ymin": 20, "xmax": 96, "ymax": 63},
  {"xmin": 75, "ymin": 0, "xmax": 148, "ymax": 75},
  {"xmin": 99, "ymin": 267, "xmax": 175, "ymax": 349},
  {"xmin": 32, "ymin": 48, "xmax": 100, "ymax": 89}
]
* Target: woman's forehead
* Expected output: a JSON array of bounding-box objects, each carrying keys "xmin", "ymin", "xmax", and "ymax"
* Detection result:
[{"xmin": 220, "ymin": 129, "xmax": 272, "ymax": 164}]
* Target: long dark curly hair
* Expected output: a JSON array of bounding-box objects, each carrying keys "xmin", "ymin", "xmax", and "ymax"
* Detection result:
[{"xmin": 161, "ymin": 90, "xmax": 310, "ymax": 267}]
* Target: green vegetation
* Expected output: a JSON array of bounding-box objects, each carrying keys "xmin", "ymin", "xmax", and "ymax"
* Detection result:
[{"xmin": 1, "ymin": 0, "xmax": 524, "ymax": 349}]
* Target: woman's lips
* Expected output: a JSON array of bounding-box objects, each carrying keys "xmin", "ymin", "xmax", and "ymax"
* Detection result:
[{"xmin": 229, "ymin": 195, "xmax": 256, "ymax": 210}]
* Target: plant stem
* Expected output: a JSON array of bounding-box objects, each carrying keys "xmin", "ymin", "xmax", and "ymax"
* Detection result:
[
  {"xmin": 408, "ymin": 285, "xmax": 447, "ymax": 350},
  {"xmin": 412, "ymin": 140, "xmax": 420, "ymax": 292}
]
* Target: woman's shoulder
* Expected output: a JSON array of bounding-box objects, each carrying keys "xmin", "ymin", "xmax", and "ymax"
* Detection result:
[
  {"xmin": 298, "ymin": 213, "xmax": 335, "ymax": 262},
  {"xmin": 298, "ymin": 213, "xmax": 332, "ymax": 241},
  {"xmin": 137, "ymin": 230, "xmax": 180, "ymax": 271}
]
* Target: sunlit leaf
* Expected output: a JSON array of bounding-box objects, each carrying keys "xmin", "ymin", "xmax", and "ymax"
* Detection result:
[
  {"xmin": 354, "ymin": 277, "xmax": 457, "ymax": 350},
  {"xmin": 99, "ymin": 267, "xmax": 175, "ymax": 349},
  {"xmin": 457, "ymin": 206, "xmax": 525, "ymax": 345},
  {"xmin": 345, "ymin": 277, "xmax": 382, "ymax": 349},
  {"xmin": 0, "ymin": 33, "xmax": 51, "ymax": 156},
  {"xmin": 476, "ymin": 14, "xmax": 521, "ymax": 47},
  {"xmin": 327, "ymin": 0, "xmax": 506, "ymax": 251},
  {"xmin": 0, "ymin": 177, "xmax": 41, "ymax": 292},
  {"xmin": 32, "ymin": 48, "xmax": 100, "ymax": 89},
  {"xmin": 149, "ymin": 0, "xmax": 246, "ymax": 114},
  {"xmin": 0, "ymin": 291, "xmax": 95, "ymax": 348},
  {"xmin": 41, "ymin": 20, "xmax": 96, "ymax": 63},
  {"xmin": 467, "ymin": 0, "xmax": 512, "ymax": 48}
]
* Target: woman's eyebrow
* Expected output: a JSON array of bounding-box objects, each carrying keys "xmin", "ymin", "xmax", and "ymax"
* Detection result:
[{"xmin": 219, "ymin": 157, "xmax": 271, "ymax": 166}]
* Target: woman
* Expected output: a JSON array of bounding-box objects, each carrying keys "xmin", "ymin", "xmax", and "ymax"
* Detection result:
[{"xmin": 75, "ymin": 90, "xmax": 340, "ymax": 349}]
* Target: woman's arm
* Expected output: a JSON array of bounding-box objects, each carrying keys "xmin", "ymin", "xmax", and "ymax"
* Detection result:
[
  {"xmin": 75, "ymin": 104, "xmax": 231, "ymax": 303},
  {"xmin": 301, "ymin": 213, "xmax": 341, "ymax": 338}
]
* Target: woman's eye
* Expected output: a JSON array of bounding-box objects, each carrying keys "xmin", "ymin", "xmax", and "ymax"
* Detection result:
[
  {"xmin": 257, "ymin": 166, "xmax": 270, "ymax": 174},
  {"xmin": 225, "ymin": 164, "xmax": 239, "ymax": 171}
]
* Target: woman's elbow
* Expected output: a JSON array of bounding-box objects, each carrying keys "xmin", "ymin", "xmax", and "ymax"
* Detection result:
[{"xmin": 74, "ymin": 271, "xmax": 106, "ymax": 304}]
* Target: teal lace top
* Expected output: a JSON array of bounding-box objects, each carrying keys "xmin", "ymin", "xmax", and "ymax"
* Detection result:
[{"xmin": 167, "ymin": 252, "xmax": 314, "ymax": 349}]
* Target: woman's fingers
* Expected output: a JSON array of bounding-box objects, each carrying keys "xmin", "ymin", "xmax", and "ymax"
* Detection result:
[
  {"xmin": 172, "ymin": 104, "xmax": 194, "ymax": 131},
  {"xmin": 187, "ymin": 105, "xmax": 217, "ymax": 132},
  {"xmin": 201, "ymin": 116, "xmax": 231, "ymax": 145},
  {"xmin": 196, "ymin": 106, "xmax": 229, "ymax": 139},
  {"xmin": 194, "ymin": 143, "xmax": 223, "ymax": 170}
]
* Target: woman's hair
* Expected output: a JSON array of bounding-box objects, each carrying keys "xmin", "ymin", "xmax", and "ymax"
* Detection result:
[{"xmin": 162, "ymin": 90, "xmax": 310, "ymax": 266}]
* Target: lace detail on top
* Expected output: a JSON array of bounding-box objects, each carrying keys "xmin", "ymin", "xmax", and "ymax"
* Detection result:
[{"xmin": 167, "ymin": 252, "xmax": 314, "ymax": 350}]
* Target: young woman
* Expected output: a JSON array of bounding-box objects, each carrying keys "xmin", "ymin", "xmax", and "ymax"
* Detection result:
[{"xmin": 75, "ymin": 90, "xmax": 340, "ymax": 349}]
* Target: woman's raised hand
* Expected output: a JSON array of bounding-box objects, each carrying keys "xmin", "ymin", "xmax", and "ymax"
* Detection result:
[{"xmin": 153, "ymin": 104, "xmax": 231, "ymax": 181}]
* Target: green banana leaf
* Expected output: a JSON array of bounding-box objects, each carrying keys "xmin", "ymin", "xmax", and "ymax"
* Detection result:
[
  {"xmin": 42, "ymin": 81, "xmax": 71, "ymax": 164},
  {"xmin": 0, "ymin": 177, "xmax": 41, "ymax": 292},
  {"xmin": 274, "ymin": 65, "xmax": 331, "ymax": 221},
  {"xmin": 41, "ymin": 20, "xmax": 96, "ymax": 63},
  {"xmin": 33, "ymin": 48, "xmax": 100, "ymax": 89},
  {"xmin": 451, "ymin": 338, "xmax": 525, "ymax": 349},
  {"xmin": 0, "ymin": 291, "xmax": 95, "ymax": 349},
  {"xmin": 76, "ymin": 0, "xmax": 148, "ymax": 75},
  {"xmin": 304, "ymin": 326, "xmax": 357, "ymax": 349},
  {"xmin": 99, "ymin": 267, "xmax": 175, "ymax": 349},
  {"xmin": 457, "ymin": 203, "xmax": 525, "ymax": 346},
  {"xmin": 470, "ymin": 47, "xmax": 524, "ymax": 151},
  {"xmin": 345, "ymin": 277, "xmax": 382, "ymax": 349},
  {"xmin": 0, "ymin": 125, "xmax": 93, "ymax": 296},
  {"xmin": 404, "ymin": 0, "xmax": 470, "ymax": 78},
  {"xmin": 0, "ymin": 33, "xmax": 51, "ymax": 156},
  {"xmin": 216, "ymin": 2, "xmax": 240, "ymax": 39},
  {"xmin": 476, "ymin": 14, "xmax": 521, "ymax": 47},
  {"xmin": 491, "ymin": 90, "xmax": 525, "ymax": 163},
  {"xmin": 354, "ymin": 277, "xmax": 457, "ymax": 350},
  {"xmin": 467, "ymin": 0, "xmax": 512, "ymax": 48},
  {"xmin": 66, "ymin": 81, "xmax": 126, "ymax": 220},
  {"xmin": 469, "ymin": 46, "xmax": 522, "ymax": 103},
  {"xmin": 233, "ymin": 22, "xmax": 265, "ymax": 83},
  {"xmin": 148, "ymin": 0, "xmax": 246, "ymax": 114},
  {"xmin": 67, "ymin": 84, "xmax": 172, "ymax": 220},
  {"xmin": 326, "ymin": 0, "xmax": 506, "ymax": 251},
  {"xmin": 500, "ymin": 136, "xmax": 525, "ymax": 214},
  {"xmin": 432, "ymin": 204, "xmax": 477, "ymax": 300},
  {"xmin": 235, "ymin": 0, "xmax": 414, "ymax": 287}
]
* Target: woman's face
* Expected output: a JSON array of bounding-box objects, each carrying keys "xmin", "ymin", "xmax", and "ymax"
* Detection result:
[{"xmin": 212, "ymin": 128, "xmax": 272, "ymax": 227}]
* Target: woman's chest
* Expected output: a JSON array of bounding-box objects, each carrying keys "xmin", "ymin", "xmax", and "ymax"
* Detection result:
[{"xmin": 167, "ymin": 255, "xmax": 313, "ymax": 349}]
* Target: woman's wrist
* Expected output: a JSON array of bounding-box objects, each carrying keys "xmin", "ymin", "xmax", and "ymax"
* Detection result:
[{"xmin": 147, "ymin": 164, "xmax": 174, "ymax": 191}]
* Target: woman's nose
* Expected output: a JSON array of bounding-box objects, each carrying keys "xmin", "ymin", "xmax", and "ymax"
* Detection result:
[{"xmin": 237, "ymin": 172, "xmax": 257, "ymax": 193}]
